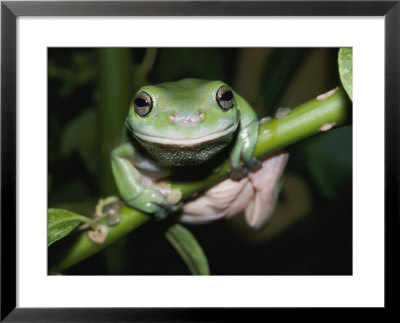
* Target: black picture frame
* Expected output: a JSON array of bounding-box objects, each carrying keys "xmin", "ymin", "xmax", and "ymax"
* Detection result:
[{"xmin": 1, "ymin": 1, "xmax": 398, "ymax": 321}]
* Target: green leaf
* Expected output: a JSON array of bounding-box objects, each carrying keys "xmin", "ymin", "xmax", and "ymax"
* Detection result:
[
  {"xmin": 48, "ymin": 208, "xmax": 89, "ymax": 246},
  {"xmin": 165, "ymin": 224, "xmax": 210, "ymax": 275},
  {"xmin": 301, "ymin": 126, "xmax": 352, "ymax": 199},
  {"xmin": 48, "ymin": 49, "xmax": 96, "ymax": 98},
  {"xmin": 60, "ymin": 107, "xmax": 101, "ymax": 176},
  {"xmin": 338, "ymin": 48, "xmax": 353, "ymax": 101}
]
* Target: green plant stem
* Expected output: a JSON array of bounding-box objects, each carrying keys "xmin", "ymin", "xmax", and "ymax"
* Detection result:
[
  {"xmin": 98, "ymin": 48, "xmax": 133, "ymax": 195},
  {"xmin": 52, "ymin": 87, "xmax": 349, "ymax": 272}
]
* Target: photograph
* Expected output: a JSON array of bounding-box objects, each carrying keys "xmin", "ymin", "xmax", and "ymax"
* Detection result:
[
  {"xmin": 2, "ymin": 0, "xmax": 395, "ymax": 317},
  {"xmin": 47, "ymin": 47, "xmax": 353, "ymax": 276}
]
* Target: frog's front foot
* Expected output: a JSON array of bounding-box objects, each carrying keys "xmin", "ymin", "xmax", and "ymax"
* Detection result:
[
  {"xmin": 244, "ymin": 157, "xmax": 262, "ymax": 171},
  {"xmin": 230, "ymin": 166, "xmax": 249, "ymax": 179},
  {"xmin": 127, "ymin": 185, "xmax": 182, "ymax": 220},
  {"xmin": 231, "ymin": 157, "xmax": 262, "ymax": 179}
]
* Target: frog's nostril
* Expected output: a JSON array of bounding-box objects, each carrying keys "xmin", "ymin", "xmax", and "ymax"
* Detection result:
[{"xmin": 172, "ymin": 113, "xmax": 202, "ymax": 125}]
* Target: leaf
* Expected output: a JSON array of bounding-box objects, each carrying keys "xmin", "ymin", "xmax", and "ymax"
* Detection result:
[
  {"xmin": 59, "ymin": 107, "xmax": 101, "ymax": 176},
  {"xmin": 48, "ymin": 208, "xmax": 88, "ymax": 246},
  {"xmin": 165, "ymin": 224, "xmax": 210, "ymax": 275},
  {"xmin": 48, "ymin": 49, "xmax": 96, "ymax": 98},
  {"xmin": 301, "ymin": 126, "xmax": 352, "ymax": 199},
  {"xmin": 338, "ymin": 48, "xmax": 353, "ymax": 101}
]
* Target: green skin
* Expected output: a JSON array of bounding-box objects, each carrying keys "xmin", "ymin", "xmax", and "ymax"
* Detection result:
[{"xmin": 111, "ymin": 78, "xmax": 260, "ymax": 219}]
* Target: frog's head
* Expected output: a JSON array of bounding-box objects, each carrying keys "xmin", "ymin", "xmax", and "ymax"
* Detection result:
[{"xmin": 126, "ymin": 79, "xmax": 240, "ymax": 166}]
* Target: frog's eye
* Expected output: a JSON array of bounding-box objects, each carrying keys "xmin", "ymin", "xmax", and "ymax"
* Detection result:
[
  {"xmin": 134, "ymin": 91, "xmax": 153, "ymax": 117},
  {"xmin": 216, "ymin": 85, "xmax": 234, "ymax": 110}
]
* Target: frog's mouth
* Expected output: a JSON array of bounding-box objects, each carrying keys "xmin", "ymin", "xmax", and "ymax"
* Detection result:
[{"xmin": 132, "ymin": 124, "xmax": 238, "ymax": 147}]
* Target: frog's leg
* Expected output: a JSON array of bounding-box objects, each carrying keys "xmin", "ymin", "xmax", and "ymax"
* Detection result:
[
  {"xmin": 230, "ymin": 119, "xmax": 261, "ymax": 179},
  {"xmin": 111, "ymin": 142, "xmax": 181, "ymax": 219},
  {"xmin": 230, "ymin": 95, "xmax": 261, "ymax": 179},
  {"xmin": 245, "ymin": 151, "xmax": 288, "ymax": 230},
  {"xmin": 179, "ymin": 151, "xmax": 288, "ymax": 231},
  {"xmin": 179, "ymin": 175, "xmax": 251, "ymax": 224}
]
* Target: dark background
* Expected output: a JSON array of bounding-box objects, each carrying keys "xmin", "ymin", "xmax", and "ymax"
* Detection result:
[{"xmin": 48, "ymin": 48, "xmax": 352, "ymax": 275}]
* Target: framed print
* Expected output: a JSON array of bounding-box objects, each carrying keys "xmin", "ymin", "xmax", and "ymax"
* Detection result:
[{"xmin": 1, "ymin": 0, "xmax": 399, "ymax": 321}]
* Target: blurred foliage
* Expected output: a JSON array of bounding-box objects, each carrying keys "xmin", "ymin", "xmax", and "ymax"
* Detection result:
[
  {"xmin": 165, "ymin": 224, "xmax": 210, "ymax": 275},
  {"xmin": 48, "ymin": 48, "xmax": 352, "ymax": 275}
]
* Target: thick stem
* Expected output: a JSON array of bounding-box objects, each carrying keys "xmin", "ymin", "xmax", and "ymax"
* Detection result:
[
  {"xmin": 52, "ymin": 87, "xmax": 350, "ymax": 272},
  {"xmin": 98, "ymin": 49, "xmax": 133, "ymax": 195}
]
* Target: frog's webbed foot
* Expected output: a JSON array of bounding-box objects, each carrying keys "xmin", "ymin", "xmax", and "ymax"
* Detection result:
[
  {"xmin": 230, "ymin": 155, "xmax": 262, "ymax": 179},
  {"xmin": 180, "ymin": 151, "xmax": 288, "ymax": 231},
  {"xmin": 126, "ymin": 184, "xmax": 182, "ymax": 220},
  {"xmin": 244, "ymin": 157, "xmax": 262, "ymax": 171},
  {"xmin": 230, "ymin": 166, "xmax": 249, "ymax": 179}
]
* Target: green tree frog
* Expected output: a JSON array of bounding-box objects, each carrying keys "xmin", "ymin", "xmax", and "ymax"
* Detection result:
[{"xmin": 111, "ymin": 78, "xmax": 288, "ymax": 230}]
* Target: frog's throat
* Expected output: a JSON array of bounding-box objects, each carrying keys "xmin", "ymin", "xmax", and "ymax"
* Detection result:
[{"xmin": 132, "ymin": 124, "xmax": 238, "ymax": 147}]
